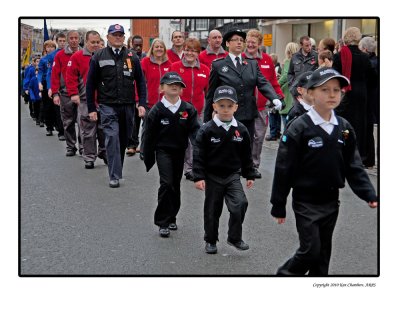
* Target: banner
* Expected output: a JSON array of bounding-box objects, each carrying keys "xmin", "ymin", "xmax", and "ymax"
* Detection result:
[{"xmin": 22, "ymin": 40, "xmax": 31, "ymax": 67}]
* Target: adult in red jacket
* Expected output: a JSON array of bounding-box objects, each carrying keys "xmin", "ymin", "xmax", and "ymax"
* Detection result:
[
  {"xmin": 170, "ymin": 38, "xmax": 210, "ymax": 180},
  {"xmin": 242, "ymin": 29, "xmax": 284, "ymax": 178},
  {"xmin": 51, "ymin": 30, "xmax": 82, "ymax": 156},
  {"xmin": 199, "ymin": 29, "xmax": 228, "ymax": 69},
  {"xmin": 166, "ymin": 31, "xmax": 185, "ymax": 64},
  {"xmin": 65, "ymin": 30, "xmax": 107, "ymax": 169},
  {"xmin": 131, "ymin": 38, "xmax": 172, "ymax": 158}
]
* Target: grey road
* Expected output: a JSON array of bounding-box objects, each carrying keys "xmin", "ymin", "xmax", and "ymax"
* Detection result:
[{"xmin": 20, "ymin": 102, "xmax": 378, "ymax": 276}]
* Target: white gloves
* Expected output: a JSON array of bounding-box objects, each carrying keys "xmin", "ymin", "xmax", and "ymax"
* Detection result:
[{"xmin": 272, "ymin": 99, "xmax": 282, "ymax": 111}]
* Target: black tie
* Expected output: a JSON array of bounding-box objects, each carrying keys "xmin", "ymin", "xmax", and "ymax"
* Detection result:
[
  {"xmin": 235, "ymin": 56, "xmax": 242, "ymax": 71},
  {"xmin": 115, "ymin": 48, "xmax": 119, "ymax": 56}
]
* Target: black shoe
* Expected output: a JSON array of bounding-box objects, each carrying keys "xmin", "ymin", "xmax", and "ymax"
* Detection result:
[
  {"xmin": 159, "ymin": 227, "xmax": 170, "ymax": 237},
  {"xmin": 265, "ymin": 135, "xmax": 277, "ymax": 141},
  {"xmin": 66, "ymin": 150, "xmax": 76, "ymax": 157},
  {"xmin": 85, "ymin": 161, "xmax": 94, "ymax": 169},
  {"xmin": 98, "ymin": 154, "xmax": 108, "ymax": 165},
  {"xmin": 168, "ymin": 223, "xmax": 178, "ymax": 231},
  {"xmin": 58, "ymin": 135, "xmax": 66, "ymax": 141},
  {"xmin": 109, "ymin": 179, "xmax": 119, "ymax": 188},
  {"xmin": 227, "ymin": 239, "xmax": 249, "ymax": 251},
  {"xmin": 139, "ymin": 152, "xmax": 144, "ymax": 160},
  {"xmin": 185, "ymin": 172, "xmax": 194, "ymax": 181},
  {"xmin": 39, "ymin": 122, "xmax": 44, "ymax": 127},
  {"xmin": 205, "ymin": 243, "xmax": 217, "ymax": 254},
  {"xmin": 46, "ymin": 130, "xmax": 53, "ymax": 136},
  {"xmin": 254, "ymin": 169, "xmax": 262, "ymax": 179}
]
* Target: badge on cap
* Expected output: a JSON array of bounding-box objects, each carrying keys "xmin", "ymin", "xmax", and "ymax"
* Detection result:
[{"xmin": 115, "ymin": 25, "xmax": 121, "ymax": 30}]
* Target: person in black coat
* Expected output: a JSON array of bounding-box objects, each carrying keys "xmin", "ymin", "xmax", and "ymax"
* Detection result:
[
  {"xmin": 194, "ymin": 86, "xmax": 257, "ymax": 254},
  {"xmin": 333, "ymin": 27, "xmax": 377, "ymax": 165},
  {"xmin": 359, "ymin": 36, "xmax": 379, "ymax": 168},
  {"xmin": 204, "ymin": 29, "xmax": 283, "ymax": 142},
  {"xmin": 143, "ymin": 72, "xmax": 200, "ymax": 238},
  {"xmin": 270, "ymin": 68, "xmax": 377, "ymax": 276}
]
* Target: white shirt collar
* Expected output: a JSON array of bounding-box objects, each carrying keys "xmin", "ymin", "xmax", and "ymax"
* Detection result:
[
  {"xmin": 213, "ymin": 115, "xmax": 238, "ymax": 131},
  {"xmin": 307, "ymin": 107, "xmax": 338, "ymax": 126},
  {"xmin": 299, "ymin": 99, "xmax": 312, "ymax": 111},
  {"xmin": 229, "ymin": 53, "xmax": 242, "ymax": 65},
  {"xmin": 161, "ymin": 96, "xmax": 181, "ymax": 112}
]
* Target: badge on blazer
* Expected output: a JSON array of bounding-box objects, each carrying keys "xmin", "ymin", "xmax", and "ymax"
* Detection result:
[
  {"xmin": 308, "ymin": 137, "xmax": 323, "ymax": 148},
  {"xmin": 222, "ymin": 66, "xmax": 228, "ymax": 72}
]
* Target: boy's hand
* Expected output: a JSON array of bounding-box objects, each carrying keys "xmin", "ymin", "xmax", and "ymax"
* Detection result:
[
  {"xmin": 195, "ymin": 180, "xmax": 205, "ymax": 191},
  {"xmin": 246, "ymin": 180, "xmax": 254, "ymax": 189},
  {"xmin": 275, "ymin": 218, "xmax": 286, "ymax": 224},
  {"xmin": 369, "ymin": 201, "xmax": 378, "ymax": 209}
]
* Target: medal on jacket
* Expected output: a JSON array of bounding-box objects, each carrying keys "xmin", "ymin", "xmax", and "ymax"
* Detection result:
[{"xmin": 126, "ymin": 58, "xmax": 133, "ymax": 72}]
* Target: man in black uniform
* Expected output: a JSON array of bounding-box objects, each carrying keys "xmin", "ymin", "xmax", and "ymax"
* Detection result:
[
  {"xmin": 204, "ymin": 29, "xmax": 283, "ymax": 148},
  {"xmin": 86, "ymin": 24, "xmax": 147, "ymax": 188}
]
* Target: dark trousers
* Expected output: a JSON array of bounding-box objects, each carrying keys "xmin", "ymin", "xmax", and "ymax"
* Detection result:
[
  {"xmin": 154, "ymin": 149, "xmax": 185, "ymax": 227},
  {"xmin": 239, "ymin": 119, "xmax": 255, "ymax": 145},
  {"xmin": 364, "ymin": 123, "xmax": 376, "ymax": 167},
  {"xmin": 127, "ymin": 106, "xmax": 142, "ymax": 149},
  {"xmin": 99, "ymin": 104, "xmax": 134, "ymax": 180},
  {"xmin": 33, "ymin": 100, "xmax": 43, "ymax": 122},
  {"xmin": 277, "ymin": 199, "xmax": 339, "ymax": 276},
  {"xmin": 268, "ymin": 110, "xmax": 282, "ymax": 138},
  {"xmin": 204, "ymin": 173, "xmax": 248, "ymax": 244}
]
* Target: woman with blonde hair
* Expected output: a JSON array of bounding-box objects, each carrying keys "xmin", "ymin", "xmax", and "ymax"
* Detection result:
[
  {"xmin": 333, "ymin": 27, "xmax": 377, "ymax": 166},
  {"xmin": 278, "ymin": 42, "xmax": 299, "ymax": 129}
]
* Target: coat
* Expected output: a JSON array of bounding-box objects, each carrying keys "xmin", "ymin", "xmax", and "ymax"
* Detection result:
[
  {"xmin": 333, "ymin": 45, "xmax": 377, "ymax": 160},
  {"xmin": 204, "ymin": 55, "xmax": 280, "ymax": 122}
]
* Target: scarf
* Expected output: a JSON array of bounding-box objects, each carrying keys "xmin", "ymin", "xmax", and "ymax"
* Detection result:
[{"xmin": 340, "ymin": 45, "xmax": 352, "ymax": 92}]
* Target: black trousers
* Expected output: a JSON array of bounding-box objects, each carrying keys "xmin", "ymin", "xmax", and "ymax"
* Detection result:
[
  {"xmin": 127, "ymin": 106, "xmax": 142, "ymax": 149},
  {"xmin": 154, "ymin": 149, "xmax": 185, "ymax": 227},
  {"xmin": 203, "ymin": 173, "xmax": 248, "ymax": 244},
  {"xmin": 239, "ymin": 119, "xmax": 255, "ymax": 145},
  {"xmin": 277, "ymin": 199, "xmax": 339, "ymax": 276}
]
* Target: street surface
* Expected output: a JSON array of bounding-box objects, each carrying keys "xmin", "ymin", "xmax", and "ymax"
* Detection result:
[{"xmin": 20, "ymin": 102, "xmax": 378, "ymax": 276}]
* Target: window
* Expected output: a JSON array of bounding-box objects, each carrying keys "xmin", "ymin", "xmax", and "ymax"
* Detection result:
[
  {"xmin": 216, "ymin": 19, "xmax": 224, "ymax": 27},
  {"xmin": 196, "ymin": 19, "xmax": 208, "ymax": 30}
]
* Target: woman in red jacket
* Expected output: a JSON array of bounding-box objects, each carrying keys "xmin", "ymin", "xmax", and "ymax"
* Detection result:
[
  {"xmin": 170, "ymin": 38, "xmax": 210, "ymax": 180},
  {"xmin": 127, "ymin": 38, "xmax": 172, "ymax": 157},
  {"xmin": 243, "ymin": 29, "xmax": 284, "ymax": 178}
]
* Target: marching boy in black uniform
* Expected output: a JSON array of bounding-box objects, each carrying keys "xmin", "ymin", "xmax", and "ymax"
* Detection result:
[
  {"xmin": 270, "ymin": 68, "xmax": 378, "ymax": 275},
  {"xmin": 286, "ymin": 71, "xmax": 313, "ymax": 124},
  {"xmin": 143, "ymin": 72, "xmax": 200, "ymax": 238},
  {"xmin": 193, "ymin": 86, "xmax": 257, "ymax": 254}
]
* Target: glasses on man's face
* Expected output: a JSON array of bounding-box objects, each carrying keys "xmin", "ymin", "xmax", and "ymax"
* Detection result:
[
  {"xmin": 229, "ymin": 38, "xmax": 245, "ymax": 43},
  {"xmin": 184, "ymin": 49, "xmax": 199, "ymax": 54}
]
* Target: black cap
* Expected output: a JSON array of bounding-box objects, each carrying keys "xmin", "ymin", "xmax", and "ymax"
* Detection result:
[
  {"xmin": 222, "ymin": 29, "xmax": 246, "ymax": 47},
  {"xmin": 160, "ymin": 72, "xmax": 186, "ymax": 88},
  {"xmin": 289, "ymin": 71, "xmax": 313, "ymax": 97},
  {"xmin": 306, "ymin": 68, "xmax": 350, "ymax": 89},
  {"xmin": 213, "ymin": 85, "xmax": 238, "ymax": 103}
]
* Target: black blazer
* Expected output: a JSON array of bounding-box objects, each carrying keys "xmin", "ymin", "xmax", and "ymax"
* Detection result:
[{"xmin": 204, "ymin": 55, "xmax": 279, "ymax": 122}]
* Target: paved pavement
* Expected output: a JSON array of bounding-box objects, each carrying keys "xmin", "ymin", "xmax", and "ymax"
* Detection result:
[{"xmin": 20, "ymin": 102, "xmax": 378, "ymax": 276}]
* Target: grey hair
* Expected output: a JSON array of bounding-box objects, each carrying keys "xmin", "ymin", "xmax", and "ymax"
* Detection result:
[{"xmin": 359, "ymin": 36, "xmax": 377, "ymax": 53}]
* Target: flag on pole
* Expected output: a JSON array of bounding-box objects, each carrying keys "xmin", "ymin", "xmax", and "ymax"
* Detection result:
[
  {"xmin": 22, "ymin": 40, "xmax": 31, "ymax": 67},
  {"xmin": 44, "ymin": 19, "xmax": 49, "ymax": 41}
]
